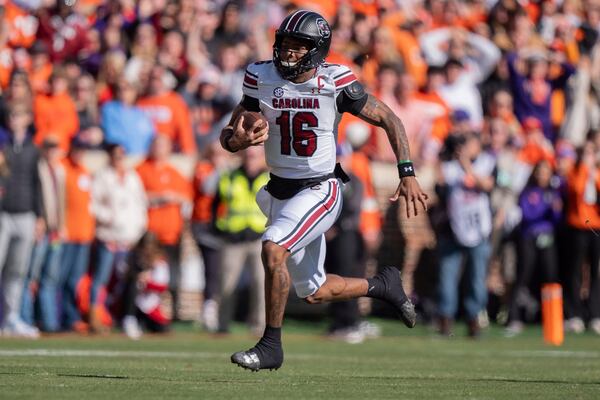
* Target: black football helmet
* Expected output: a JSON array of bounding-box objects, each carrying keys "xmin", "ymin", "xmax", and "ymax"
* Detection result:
[{"xmin": 273, "ymin": 10, "xmax": 332, "ymax": 80}]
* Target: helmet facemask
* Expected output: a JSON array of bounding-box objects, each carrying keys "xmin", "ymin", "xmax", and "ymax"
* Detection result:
[{"xmin": 273, "ymin": 33, "xmax": 319, "ymax": 80}]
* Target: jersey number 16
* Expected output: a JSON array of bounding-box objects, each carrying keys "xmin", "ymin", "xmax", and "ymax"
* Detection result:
[{"xmin": 275, "ymin": 111, "xmax": 318, "ymax": 157}]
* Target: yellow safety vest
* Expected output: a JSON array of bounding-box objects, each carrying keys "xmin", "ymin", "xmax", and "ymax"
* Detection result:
[{"xmin": 215, "ymin": 169, "xmax": 269, "ymax": 234}]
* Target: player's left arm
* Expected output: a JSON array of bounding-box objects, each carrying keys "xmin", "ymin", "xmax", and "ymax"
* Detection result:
[{"xmin": 355, "ymin": 94, "xmax": 429, "ymax": 217}]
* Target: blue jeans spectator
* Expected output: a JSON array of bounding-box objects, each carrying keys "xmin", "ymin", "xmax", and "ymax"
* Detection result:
[
  {"xmin": 21, "ymin": 235, "xmax": 63, "ymax": 331},
  {"xmin": 90, "ymin": 241, "xmax": 129, "ymax": 307},
  {"xmin": 21, "ymin": 236, "xmax": 48, "ymax": 326},
  {"xmin": 90, "ymin": 241, "xmax": 116, "ymax": 307},
  {"xmin": 438, "ymin": 238, "xmax": 491, "ymax": 321},
  {"xmin": 60, "ymin": 242, "xmax": 91, "ymax": 329}
]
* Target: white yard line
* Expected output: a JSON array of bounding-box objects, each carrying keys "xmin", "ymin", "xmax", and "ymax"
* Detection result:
[
  {"xmin": 507, "ymin": 350, "xmax": 600, "ymax": 359},
  {"xmin": 442, "ymin": 349, "xmax": 600, "ymax": 359},
  {"xmin": 0, "ymin": 349, "xmax": 225, "ymax": 358},
  {"xmin": 0, "ymin": 348, "xmax": 598, "ymax": 360}
]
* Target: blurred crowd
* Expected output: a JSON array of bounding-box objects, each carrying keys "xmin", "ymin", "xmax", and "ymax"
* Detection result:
[{"xmin": 0, "ymin": 0, "xmax": 599, "ymax": 342}]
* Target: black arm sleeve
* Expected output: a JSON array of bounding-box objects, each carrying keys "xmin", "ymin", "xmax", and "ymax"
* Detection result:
[
  {"xmin": 240, "ymin": 95, "xmax": 260, "ymax": 112},
  {"xmin": 336, "ymin": 81, "xmax": 368, "ymax": 115}
]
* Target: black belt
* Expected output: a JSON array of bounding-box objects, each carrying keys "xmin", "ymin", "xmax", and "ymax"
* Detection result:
[{"xmin": 266, "ymin": 163, "xmax": 350, "ymax": 200}]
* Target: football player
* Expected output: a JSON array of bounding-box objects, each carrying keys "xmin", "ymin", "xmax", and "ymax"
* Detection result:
[{"xmin": 220, "ymin": 10, "xmax": 428, "ymax": 371}]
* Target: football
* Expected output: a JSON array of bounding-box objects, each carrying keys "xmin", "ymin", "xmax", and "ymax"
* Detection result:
[{"xmin": 237, "ymin": 111, "xmax": 267, "ymax": 133}]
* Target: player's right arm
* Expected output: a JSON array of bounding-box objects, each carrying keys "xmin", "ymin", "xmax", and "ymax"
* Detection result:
[
  {"xmin": 219, "ymin": 103, "xmax": 246, "ymax": 152},
  {"xmin": 221, "ymin": 63, "xmax": 269, "ymax": 153},
  {"xmin": 220, "ymin": 97, "xmax": 269, "ymax": 153}
]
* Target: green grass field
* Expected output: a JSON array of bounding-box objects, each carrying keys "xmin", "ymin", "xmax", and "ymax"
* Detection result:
[{"xmin": 1, "ymin": 319, "xmax": 599, "ymax": 399}]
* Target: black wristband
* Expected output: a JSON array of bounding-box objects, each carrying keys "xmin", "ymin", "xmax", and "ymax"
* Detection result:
[
  {"xmin": 222, "ymin": 128, "xmax": 237, "ymax": 153},
  {"xmin": 397, "ymin": 161, "xmax": 415, "ymax": 178}
]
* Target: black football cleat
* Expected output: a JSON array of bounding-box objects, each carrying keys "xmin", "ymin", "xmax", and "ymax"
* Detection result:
[
  {"xmin": 372, "ymin": 267, "xmax": 417, "ymax": 328},
  {"xmin": 231, "ymin": 348, "xmax": 283, "ymax": 372}
]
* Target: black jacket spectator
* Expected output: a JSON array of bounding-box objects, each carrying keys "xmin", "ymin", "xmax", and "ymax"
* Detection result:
[{"xmin": 2, "ymin": 132, "xmax": 42, "ymax": 216}]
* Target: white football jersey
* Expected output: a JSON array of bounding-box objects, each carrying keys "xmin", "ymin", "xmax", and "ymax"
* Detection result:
[
  {"xmin": 242, "ymin": 61, "xmax": 358, "ymax": 179},
  {"xmin": 442, "ymin": 152, "xmax": 495, "ymax": 247}
]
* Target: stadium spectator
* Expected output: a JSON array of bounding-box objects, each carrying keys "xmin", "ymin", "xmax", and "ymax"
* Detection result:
[
  {"xmin": 137, "ymin": 64, "xmax": 196, "ymax": 154},
  {"xmin": 181, "ymin": 68, "xmax": 229, "ymax": 149},
  {"xmin": 89, "ymin": 144, "xmax": 147, "ymax": 333},
  {"xmin": 345, "ymin": 120, "xmax": 383, "ymax": 253},
  {"xmin": 0, "ymin": 69, "xmax": 33, "ymax": 131},
  {"xmin": 484, "ymin": 118, "xmax": 533, "ymax": 233},
  {"xmin": 328, "ymin": 16, "xmax": 361, "ymax": 68},
  {"xmin": 325, "ymin": 142, "xmax": 368, "ymax": 343},
  {"xmin": 563, "ymin": 141, "xmax": 600, "ymax": 335},
  {"xmin": 129, "ymin": 23, "xmax": 158, "ymax": 67},
  {"xmin": 388, "ymin": 19, "xmax": 428, "ymax": 89},
  {"xmin": 74, "ymin": 73, "xmax": 103, "ymax": 148},
  {"xmin": 554, "ymin": 139, "xmax": 577, "ymax": 195},
  {"xmin": 518, "ymin": 117, "xmax": 555, "ymax": 166},
  {"xmin": 420, "ymin": 27, "xmax": 501, "ymax": 83},
  {"xmin": 486, "ymin": 118, "xmax": 529, "ymax": 292},
  {"xmin": 331, "ymin": 2, "xmax": 355, "ymax": 44},
  {"xmin": 157, "ymin": 0, "xmax": 187, "ymax": 33},
  {"xmin": 185, "ymin": 6, "xmax": 219, "ymax": 71},
  {"xmin": 414, "ymin": 65, "xmax": 452, "ymax": 166},
  {"xmin": 33, "ymin": 68, "xmax": 79, "ymax": 153},
  {"xmin": 101, "ymin": 78, "xmax": 156, "ymax": 156},
  {"xmin": 346, "ymin": 12, "xmax": 373, "ymax": 63},
  {"xmin": 28, "ymin": 41, "xmax": 53, "ymax": 95},
  {"xmin": 79, "ymin": 27, "xmax": 103, "ymax": 77},
  {"xmin": 436, "ymin": 133, "xmax": 495, "ymax": 338},
  {"xmin": 366, "ymin": 63, "xmax": 401, "ymax": 163},
  {"xmin": 560, "ymin": 55, "xmax": 600, "ymax": 147},
  {"xmin": 96, "ymin": 50, "xmax": 127, "ymax": 104},
  {"xmin": 213, "ymin": 44, "xmax": 245, "ymax": 111},
  {"xmin": 422, "ymin": 27, "xmax": 501, "ymax": 129},
  {"xmin": 212, "ymin": 1, "xmax": 248, "ymax": 57},
  {"xmin": 121, "ymin": 233, "xmax": 171, "ymax": 340},
  {"xmin": 63, "ymin": 45, "xmax": 86, "ymax": 85},
  {"xmin": 136, "ymin": 134, "xmax": 192, "ymax": 321},
  {"xmin": 506, "ymin": 50, "xmax": 575, "ymax": 141},
  {"xmin": 214, "ymin": 146, "xmax": 268, "ymax": 335},
  {"xmin": 157, "ymin": 30, "xmax": 188, "ymax": 86},
  {"xmin": 0, "ymin": 102, "xmax": 42, "ymax": 338},
  {"xmin": 240, "ymin": 13, "xmax": 272, "ymax": 63},
  {"xmin": 486, "ymin": 89, "xmax": 524, "ymax": 145},
  {"xmin": 191, "ymin": 140, "xmax": 230, "ymax": 332},
  {"xmin": 99, "ymin": 20, "xmax": 125, "ymax": 55},
  {"xmin": 60, "ymin": 137, "xmax": 95, "ymax": 333},
  {"xmin": 506, "ymin": 160, "xmax": 561, "ymax": 336},
  {"xmin": 480, "ymin": 57, "xmax": 512, "ymax": 117},
  {"xmin": 21, "ymin": 136, "xmax": 65, "ymax": 333},
  {"xmin": 360, "ymin": 27, "xmax": 402, "ymax": 91},
  {"xmin": 379, "ymin": 67, "xmax": 435, "ymax": 165}
]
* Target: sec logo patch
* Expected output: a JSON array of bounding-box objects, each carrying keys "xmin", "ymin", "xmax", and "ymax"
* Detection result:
[{"xmin": 273, "ymin": 87, "xmax": 284, "ymax": 98}]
